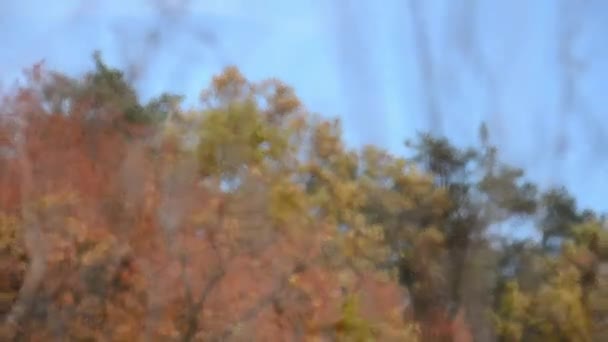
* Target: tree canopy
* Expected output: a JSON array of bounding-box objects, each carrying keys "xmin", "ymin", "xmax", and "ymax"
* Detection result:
[{"xmin": 1, "ymin": 54, "xmax": 607, "ymax": 341}]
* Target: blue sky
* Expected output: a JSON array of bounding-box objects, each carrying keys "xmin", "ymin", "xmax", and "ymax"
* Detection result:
[{"xmin": 2, "ymin": 1, "xmax": 607, "ymax": 228}]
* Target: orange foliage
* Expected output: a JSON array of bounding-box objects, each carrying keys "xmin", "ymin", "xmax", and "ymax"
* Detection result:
[{"xmin": 0, "ymin": 67, "xmax": 412, "ymax": 341}]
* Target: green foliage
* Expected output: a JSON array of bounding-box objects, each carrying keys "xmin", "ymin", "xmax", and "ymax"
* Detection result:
[
  {"xmin": 88, "ymin": 52, "xmax": 142, "ymax": 119},
  {"xmin": 493, "ymin": 281, "xmax": 530, "ymax": 342},
  {"xmin": 336, "ymin": 294, "xmax": 376, "ymax": 342},
  {"xmin": 526, "ymin": 266, "xmax": 591, "ymax": 342},
  {"xmin": 197, "ymin": 100, "xmax": 265, "ymax": 177},
  {"xmin": 540, "ymin": 187, "xmax": 584, "ymax": 248}
]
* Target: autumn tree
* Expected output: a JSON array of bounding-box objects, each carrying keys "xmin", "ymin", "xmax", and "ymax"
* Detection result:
[{"xmin": 0, "ymin": 55, "xmax": 417, "ymax": 341}]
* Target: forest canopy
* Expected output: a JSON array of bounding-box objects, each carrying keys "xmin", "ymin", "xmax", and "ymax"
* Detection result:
[{"xmin": 0, "ymin": 54, "xmax": 607, "ymax": 341}]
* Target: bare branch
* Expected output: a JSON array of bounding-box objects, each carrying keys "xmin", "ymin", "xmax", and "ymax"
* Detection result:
[{"xmin": 2, "ymin": 114, "xmax": 47, "ymax": 338}]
